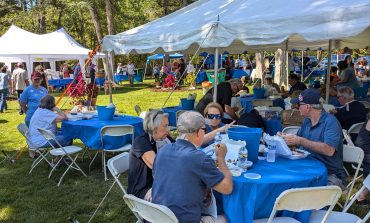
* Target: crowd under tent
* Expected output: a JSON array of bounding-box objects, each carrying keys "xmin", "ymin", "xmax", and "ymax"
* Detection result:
[
  {"xmin": 102, "ymin": 0, "xmax": 370, "ymax": 102},
  {"xmin": 0, "ymin": 25, "xmax": 104, "ymax": 78}
]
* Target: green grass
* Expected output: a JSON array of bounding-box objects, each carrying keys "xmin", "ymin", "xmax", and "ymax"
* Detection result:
[
  {"xmin": 0, "ymin": 80, "xmax": 201, "ymax": 223},
  {"xmin": 0, "ymin": 79, "xmax": 369, "ymax": 222}
]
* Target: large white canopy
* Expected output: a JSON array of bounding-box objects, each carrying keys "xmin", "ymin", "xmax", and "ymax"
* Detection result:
[
  {"xmin": 0, "ymin": 25, "xmax": 102, "ymax": 77},
  {"xmin": 102, "ymin": 0, "xmax": 370, "ymax": 54}
]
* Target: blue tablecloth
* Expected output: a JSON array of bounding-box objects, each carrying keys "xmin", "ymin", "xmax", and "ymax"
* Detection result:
[
  {"xmin": 231, "ymin": 69, "xmax": 250, "ymax": 79},
  {"xmin": 223, "ymin": 156, "xmax": 327, "ymax": 223},
  {"xmin": 61, "ymin": 115, "xmax": 144, "ymax": 149},
  {"xmin": 162, "ymin": 106, "xmax": 182, "ymax": 127},
  {"xmin": 196, "ymin": 71, "xmax": 207, "ymax": 84},
  {"xmin": 114, "ymin": 74, "xmax": 128, "ymax": 83},
  {"xmin": 239, "ymin": 96, "xmax": 285, "ymax": 111},
  {"xmin": 48, "ymin": 79, "xmax": 61, "ymax": 87},
  {"xmin": 59, "ymin": 78, "xmax": 74, "ymax": 86},
  {"xmin": 264, "ymin": 118, "xmax": 282, "ymax": 135},
  {"xmin": 95, "ymin": 77, "xmax": 105, "ymax": 87}
]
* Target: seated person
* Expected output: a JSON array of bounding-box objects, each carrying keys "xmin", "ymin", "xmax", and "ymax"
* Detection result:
[
  {"xmin": 28, "ymin": 95, "xmax": 71, "ymax": 149},
  {"xmin": 330, "ymin": 66, "xmax": 340, "ymax": 87},
  {"xmin": 355, "ymin": 57, "xmax": 370, "ymax": 78},
  {"xmin": 330, "ymin": 86, "xmax": 368, "ymax": 130},
  {"xmin": 70, "ymin": 99, "xmax": 95, "ymax": 113},
  {"xmin": 287, "ymin": 73, "xmax": 306, "ymax": 96},
  {"xmin": 196, "ymin": 78, "xmax": 243, "ymax": 120},
  {"xmin": 128, "ymin": 110, "xmax": 174, "ymax": 201},
  {"xmin": 240, "ymin": 76, "xmax": 250, "ymax": 93},
  {"xmin": 336, "ymin": 60, "xmax": 360, "ymax": 89},
  {"xmin": 279, "ymin": 89, "xmax": 346, "ymax": 189},
  {"xmin": 238, "ymin": 109, "xmax": 265, "ymax": 130},
  {"xmin": 202, "ymin": 102, "xmax": 235, "ymax": 146},
  {"xmin": 261, "ymin": 73, "xmax": 280, "ymax": 97},
  {"xmin": 152, "ymin": 111, "xmax": 233, "ymax": 223},
  {"xmin": 354, "ymin": 115, "xmax": 370, "ymax": 205},
  {"xmin": 281, "ymin": 90, "xmax": 304, "ymax": 127}
]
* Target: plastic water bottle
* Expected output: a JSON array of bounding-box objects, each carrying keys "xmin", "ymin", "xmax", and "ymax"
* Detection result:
[
  {"xmin": 238, "ymin": 146, "xmax": 249, "ymax": 170},
  {"xmin": 215, "ymin": 132, "xmax": 222, "ymax": 144},
  {"xmin": 266, "ymin": 139, "xmax": 276, "ymax": 163}
]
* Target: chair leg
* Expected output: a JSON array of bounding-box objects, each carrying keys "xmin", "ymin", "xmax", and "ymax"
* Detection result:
[
  {"xmin": 57, "ymin": 154, "xmax": 86, "ymax": 187},
  {"xmin": 103, "ymin": 151, "xmax": 107, "ymax": 181},
  {"xmin": 29, "ymin": 150, "xmax": 52, "ymax": 174},
  {"xmin": 87, "ymin": 181, "xmax": 116, "ymax": 223},
  {"xmin": 89, "ymin": 151, "xmax": 100, "ymax": 174},
  {"xmin": 49, "ymin": 155, "xmax": 65, "ymax": 179}
]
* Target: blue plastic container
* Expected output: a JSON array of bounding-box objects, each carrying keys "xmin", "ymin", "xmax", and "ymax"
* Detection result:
[
  {"xmin": 97, "ymin": 106, "xmax": 115, "ymax": 121},
  {"xmin": 181, "ymin": 98, "xmax": 195, "ymax": 110},
  {"xmin": 227, "ymin": 127, "xmax": 262, "ymax": 163},
  {"xmin": 253, "ymin": 88, "xmax": 266, "ymax": 99}
]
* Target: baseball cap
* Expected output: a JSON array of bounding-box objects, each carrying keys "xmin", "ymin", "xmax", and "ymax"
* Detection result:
[
  {"xmin": 291, "ymin": 88, "xmax": 321, "ymax": 104},
  {"xmin": 31, "ymin": 71, "xmax": 42, "ymax": 80}
]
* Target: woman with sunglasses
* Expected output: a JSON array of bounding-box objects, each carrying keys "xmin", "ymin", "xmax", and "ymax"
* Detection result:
[
  {"xmin": 128, "ymin": 109, "xmax": 174, "ymax": 201},
  {"xmin": 202, "ymin": 102, "xmax": 235, "ymax": 146}
]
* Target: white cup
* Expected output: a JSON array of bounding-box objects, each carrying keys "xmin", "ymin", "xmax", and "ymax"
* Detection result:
[{"xmin": 266, "ymin": 149, "xmax": 276, "ymax": 163}]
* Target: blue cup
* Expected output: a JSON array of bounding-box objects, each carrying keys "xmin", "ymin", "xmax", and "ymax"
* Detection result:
[
  {"xmin": 227, "ymin": 127, "xmax": 262, "ymax": 163},
  {"xmin": 253, "ymin": 88, "xmax": 266, "ymax": 99},
  {"xmin": 97, "ymin": 106, "xmax": 115, "ymax": 121},
  {"xmin": 181, "ymin": 98, "xmax": 195, "ymax": 110}
]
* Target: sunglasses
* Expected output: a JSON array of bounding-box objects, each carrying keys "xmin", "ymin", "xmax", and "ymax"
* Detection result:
[{"xmin": 207, "ymin": 114, "xmax": 221, "ymax": 120}]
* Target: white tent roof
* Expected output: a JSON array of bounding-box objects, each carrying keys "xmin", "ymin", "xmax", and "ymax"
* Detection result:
[
  {"xmin": 102, "ymin": 0, "xmax": 370, "ymax": 54},
  {"xmin": 0, "ymin": 25, "xmax": 95, "ymax": 58}
]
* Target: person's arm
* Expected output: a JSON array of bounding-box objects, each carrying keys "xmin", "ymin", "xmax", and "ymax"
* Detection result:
[
  {"xmin": 53, "ymin": 107, "xmax": 67, "ymax": 123},
  {"xmin": 202, "ymin": 121, "xmax": 235, "ymax": 145},
  {"xmin": 20, "ymin": 102, "xmax": 27, "ymax": 114},
  {"xmin": 282, "ymin": 134, "xmax": 335, "ymax": 156},
  {"xmin": 213, "ymin": 144, "xmax": 233, "ymax": 194},
  {"xmin": 141, "ymin": 151, "xmax": 156, "ymax": 169}
]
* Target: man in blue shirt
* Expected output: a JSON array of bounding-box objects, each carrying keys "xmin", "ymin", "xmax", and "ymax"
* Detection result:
[
  {"xmin": 280, "ymin": 89, "xmax": 346, "ymax": 189},
  {"xmin": 152, "ymin": 111, "xmax": 233, "ymax": 223}
]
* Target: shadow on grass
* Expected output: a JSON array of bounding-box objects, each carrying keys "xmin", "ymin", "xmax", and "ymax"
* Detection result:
[{"xmin": 0, "ymin": 120, "xmax": 8, "ymax": 124}]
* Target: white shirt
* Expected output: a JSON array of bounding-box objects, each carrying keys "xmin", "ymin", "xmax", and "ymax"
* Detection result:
[
  {"xmin": 186, "ymin": 64, "xmax": 194, "ymax": 73},
  {"xmin": 11, "ymin": 68, "xmax": 28, "ymax": 90},
  {"xmin": 28, "ymin": 108, "xmax": 58, "ymax": 147},
  {"xmin": 127, "ymin": 63, "xmax": 135, "ymax": 75}
]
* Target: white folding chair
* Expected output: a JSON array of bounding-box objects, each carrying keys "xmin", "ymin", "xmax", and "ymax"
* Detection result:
[
  {"xmin": 124, "ymin": 194, "xmax": 178, "ymax": 223},
  {"xmin": 342, "ymin": 145, "xmax": 364, "ymax": 207},
  {"xmin": 282, "ymin": 126, "xmax": 300, "ymax": 135},
  {"xmin": 254, "ymin": 186, "xmax": 342, "ymax": 223},
  {"xmin": 358, "ymin": 100, "xmax": 370, "ymax": 109},
  {"xmin": 253, "ymin": 99, "xmax": 273, "ymax": 107},
  {"xmin": 348, "ymin": 122, "xmax": 365, "ymax": 135},
  {"xmin": 88, "ymin": 152, "xmax": 142, "ymax": 223},
  {"xmin": 17, "ymin": 123, "xmax": 52, "ymax": 174},
  {"xmin": 37, "ymin": 128, "xmax": 86, "ymax": 186},
  {"xmin": 134, "ymin": 104, "xmax": 142, "ymax": 116},
  {"xmin": 343, "ymin": 174, "xmax": 370, "ymax": 223},
  {"xmin": 89, "ymin": 125, "xmax": 134, "ymax": 181},
  {"xmin": 322, "ymin": 104, "xmax": 335, "ymax": 112}
]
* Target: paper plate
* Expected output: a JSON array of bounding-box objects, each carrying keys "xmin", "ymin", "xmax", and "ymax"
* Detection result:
[{"xmin": 244, "ymin": 173, "xmax": 261, "ymax": 180}]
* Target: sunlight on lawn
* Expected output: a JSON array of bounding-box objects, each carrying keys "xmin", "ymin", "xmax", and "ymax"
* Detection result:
[{"xmin": 0, "ymin": 206, "xmax": 12, "ymax": 221}]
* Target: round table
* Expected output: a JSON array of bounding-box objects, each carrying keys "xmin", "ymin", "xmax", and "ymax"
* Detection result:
[
  {"xmin": 223, "ymin": 156, "xmax": 327, "ymax": 223},
  {"xmin": 61, "ymin": 115, "xmax": 144, "ymax": 149}
]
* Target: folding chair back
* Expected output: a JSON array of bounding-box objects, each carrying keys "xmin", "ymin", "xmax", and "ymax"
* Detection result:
[
  {"xmin": 343, "ymin": 145, "xmax": 365, "ymax": 206},
  {"xmin": 134, "ymin": 105, "xmax": 142, "ymax": 116},
  {"xmin": 266, "ymin": 186, "xmax": 342, "ymax": 223},
  {"xmin": 107, "ymin": 152, "xmax": 130, "ymax": 194},
  {"xmin": 175, "ymin": 110, "xmax": 186, "ymax": 122},
  {"xmin": 253, "ymin": 99, "xmax": 273, "ymax": 107},
  {"xmin": 348, "ymin": 122, "xmax": 365, "ymax": 135},
  {"xmin": 17, "ymin": 123, "xmax": 36, "ymax": 149},
  {"xmin": 124, "ymin": 194, "xmax": 178, "ymax": 223},
  {"xmin": 359, "ymin": 100, "xmax": 370, "ymax": 109},
  {"xmin": 282, "ymin": 126, "xmax": 300, "ymax": 135},
  {"xmin": 342, "ymin": 129, "xmax": 354, "ymax": 146},
  {"xmin": 322, "ymin": 104, "xmax": 335, "ymax": 112}
]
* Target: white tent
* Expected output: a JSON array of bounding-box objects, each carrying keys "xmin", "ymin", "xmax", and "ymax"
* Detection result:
[
  {"xmin": 102, "ymin": 0, "xmax": 370, "ymax": 54},
  {"xmin": 0, "ymin": 25, "xmax": 103, "ymax": 77}
]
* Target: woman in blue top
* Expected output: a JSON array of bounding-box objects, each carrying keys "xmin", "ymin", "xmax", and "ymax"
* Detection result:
[
  {"xmin": 20, "ymin": 71, "xmax": 48, "ymax": 126},
  {"xmin": 202, "ymin": 102, "xmax": 234, "ymax": 146}
]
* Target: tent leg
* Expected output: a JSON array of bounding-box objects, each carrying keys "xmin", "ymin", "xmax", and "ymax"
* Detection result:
[
  {"xmin": 325, "ymin": 40, "xmax": 332, "ymax": 102},
  {"xmin": 213, "ymin": 48, "xmax": 219, "ymax": 103}
]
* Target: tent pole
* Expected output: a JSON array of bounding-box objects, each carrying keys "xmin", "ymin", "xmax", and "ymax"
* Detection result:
[
  {"xmin": 213, "ymin": 48, "xmax": 219, "ymax": 102},
  {"xmin": 325, "ymin": 40, "xmax": 332, "ymax": 102},
  {"xmin": 301, "ymin": 50, "xmax": 304, "ymax": 82},
  {"xmin": 106, "ymin": 52, "xmax": 113, "ymax": 105},
  {"xmin": 286, "ymin": 50, "xmax": 289, "ymax": 89},
  {"xmin": 144, "ymin": 63, "xmax": 148, "ymax": 80}
]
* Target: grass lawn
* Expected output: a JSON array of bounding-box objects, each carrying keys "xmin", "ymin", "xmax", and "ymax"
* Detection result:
[{"xmin": 0, "ymin": 79, "xmax": 368, "ymax": 222}]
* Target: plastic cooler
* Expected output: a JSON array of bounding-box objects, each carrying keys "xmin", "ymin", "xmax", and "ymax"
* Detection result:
[
  {"xmin": 97, "ymin": 106, "xmax": 115, "ymax": 121},
  {"xmin": 180, "ymin": 98, "xmax": 195, "ymax": 110},
  {"xmin": 206, "ymin": 69, "xmax": 226, "ymax": 86},
  {"xmin": 227, "ymin": 127, "xmax": 262, "ymax": 163},
  {"xmin": 253, "ymin": 88, "xmax": 266, "ymax": 99}
]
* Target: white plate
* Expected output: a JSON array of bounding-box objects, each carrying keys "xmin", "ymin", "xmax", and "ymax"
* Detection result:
[
  {"xmin": 284, "ymin": 149, "xmax": 310, "ymax": 160},
  {"xmin": 244, "ymin": 173, "xmax": 261, "ymax": 180}
]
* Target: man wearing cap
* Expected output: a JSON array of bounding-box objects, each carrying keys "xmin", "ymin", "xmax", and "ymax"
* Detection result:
[
  {"xmin": 152, "ymin": 111, "xmax": 232, "ymax": 223},
  {"xmin": 196, "ymin": 78, "xmax": 243, "ymax": 120},
  {"xmin": 11, "ymin": 62, "xmax": 29, "ymax": 115},
  {"xmin": 20, "ymin": 71, "xmax": 48, "ymax": 126},
  {"xmin": 279, "ymin": 88, "xmax": 346, "ymax": 189},
  {"xmin": 287, "ymin": 73, "xmax": 306, "ymax": 96},
  {"xmin": 262, "ymin": 73, "xmax": 280, "ymax": 97}
]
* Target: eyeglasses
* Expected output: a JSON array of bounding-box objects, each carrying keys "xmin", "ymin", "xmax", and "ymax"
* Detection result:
[
  {"xmin": 199, "ymin": 127, "xmax": 207, "ymax": 132},
  {"xmin": 207, "ymin": 114, "xmax": 221, "ymax": 120}
]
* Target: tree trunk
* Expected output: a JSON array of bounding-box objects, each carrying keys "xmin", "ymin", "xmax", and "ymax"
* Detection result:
[
  {"xmin": 87, "ymin": 2, "xmax": 113, "ymax": 85},
  {"xmin": 21, "ymin": 0, "xmax": 27, "ymax": 11},
  {"xmin": 163, "ymin": 0, "xmax": 169, "ymax": 15},
  {"xmin": 182, "ymin": 0, "xmax": 188, "ymax": 7},
  {"xmin": 105, "ymin": 0, "xmax": 115, "ymax": 73}
]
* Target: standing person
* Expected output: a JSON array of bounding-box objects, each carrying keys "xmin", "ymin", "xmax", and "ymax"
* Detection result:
[
  {"xmin": 19, "ymin": 71, "xmax": 48, "ymax": 126},
  {"xmin": 127, "ymin": 60, "xmax": 135, "ymax": 87},
  {"xmin": 186, "ymin": 61, "xmax": 194, "ymax": 75},
  {"xmin": 35, "ymin": 64, "xmax": 48, "ymax": 89},
  {"xmin": 11, "ymin": 62, "xmax": 29, "ymax": 115},
  {"xmin": 336, "ymin": 60, "xmax": 359, "ymax": 89},
  {"xmin": 73, "ymin": 61, "xmax": 81, "ymax": 78},
  {"xmin": 0, "ymin": 66, "xmax": 10, "ymax": 113},
  {"xmin": 152, "ymin": 111, "xmax": 232, "ymax": 223},
  {"xmin": 61, "ymin": 63, "xmax": 70, "ymax": 78},
  {"xmin": 89, "ymin": 63, "xmax": 96, "ymax": 84}
]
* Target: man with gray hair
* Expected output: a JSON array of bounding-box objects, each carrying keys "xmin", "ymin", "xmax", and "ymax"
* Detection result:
[
  {"xmin": 152, "ymin": 111, "xmax": 232, "ymax": 223},
  {"xmin": 196, "ymin": 78, "xmax": 243, "ymax": 120},
  {"xmin": 279, "ymin": 89, "xmax": 346, "ymax": 189},
  {"xmin": 11, "ymin": 62, "xmax": 29, "ymax": 115},
  {"xmin": 330, "ymin": 86, "xmax": 368, "ymax": 130}
]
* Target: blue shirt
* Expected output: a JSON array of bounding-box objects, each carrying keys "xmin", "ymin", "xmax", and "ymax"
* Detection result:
[
  {"xmin": 152, "ymin": 139, "xmax": 224, "ymax": 223},
  {"xmin": 0, "ymin": 72, "xmax": 9, "ymax": 90},
  {"xmin": 29, "ymin": 108, "xmax": 58, "ymax": 147},
  {"xmin": 297, "ymin": 111, "xmax": 345, "ymax": 179},
  {"xmin": 19, "ymin": 85, "xmax": 48, "ymax": 124}
]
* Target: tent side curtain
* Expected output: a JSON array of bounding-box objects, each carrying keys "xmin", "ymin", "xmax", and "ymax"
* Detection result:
[{"xmin": 102, "ymin": 0, "xmax": 370, "ymax": 54}]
